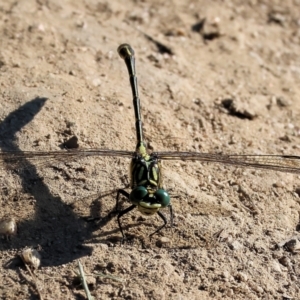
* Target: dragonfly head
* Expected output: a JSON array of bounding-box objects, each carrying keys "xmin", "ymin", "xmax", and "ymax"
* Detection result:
[{"xmin": 129, "ymin": 186, "xmax": 170, "ymax": 213}]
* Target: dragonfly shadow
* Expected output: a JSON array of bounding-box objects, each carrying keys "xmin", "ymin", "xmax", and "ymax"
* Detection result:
[
  {"xmin": 76, "ymin": 189, "xmax": 162, "ymax": 243},
  {"xmin": 0, "ymin": 97, "xmax": 93, "ymax": 266},
  {"xmin": 80, "ymin": 189, "xmax": 134, "ymax": 242}
]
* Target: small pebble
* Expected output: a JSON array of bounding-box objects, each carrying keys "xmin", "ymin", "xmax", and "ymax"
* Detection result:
[
  {"xmin": 268, "ymin": 11, "xmax": 286, "ymax": 26},
  {"xmin": 64, "ymin": 136, "xmax": 79, "ymax": 149},
  {"xmin": 92, "ymin": 78, "xmax": 101, "ymax": 87},
  {"xmin": 221, "ymin": 98, "xmax": 257, "ymax": 120},
  {"xmin": 226, "ymin": 289, "xmax": 234, "ymax": 297},
  {"xmin": 276, "ymin": 96, "xmax": 290, "ymax": 107},
  {"xmin": 284, "ymin": 238, "xmax": 300, "ymax": 253},
  {"xmin": 236, "ymin": 272, "xmax": 248, "ymax": 282},
  {"xmin": 156, "ymin": 237, "xmax": 171, "ymax": 247},
  {"xmin": 271, "ymin": 260, "xmax": 282, "ymax": 273},
  {"xmin": 222, "ymin": 270, "xmax": 230, "ymax": 280},
  {"xmin": 278, "ymin": 256, "xmax": 290, "ymax": 267},
  {"xmin": 229, "ymin": 240, "xmax": 243, "ymax": 250},
  {"xmin": 248, "ymin": 281, "xmax": 264, "ymax": 294},
  {"xmin": 21, "ymin": 248, "xmax": 41, "ymax": 269},
  {"xmin": 202, "ymin": 17, "xmax": 221, "ymax": 40},
  {"xmin": 0, "ymin": 217, "xmax": 17, "ymax": 239},
  {"xmin": 273, "ymin": 181, "xmax": 285, "ymax": 188},
  {"xmin": 98, "ymin": 243, "xmax": 109, "ymax": 251},
  {"xmin": 37, "ymin": 23, "xmax": 45, "ymax": 32}
]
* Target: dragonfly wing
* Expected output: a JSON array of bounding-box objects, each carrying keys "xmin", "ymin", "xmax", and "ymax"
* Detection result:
[
  {"xmin": 156, "ymin": 151, "xmax": 300, "ymax": 174},
  {"xmin": 0, "ymin": 149, "xmax": 135, "ymax": 170}
]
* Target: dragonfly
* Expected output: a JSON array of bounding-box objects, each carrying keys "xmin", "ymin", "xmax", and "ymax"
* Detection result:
[{"xmin": 1, "ymin": 44, "xmax": 300, "ymax": 241}]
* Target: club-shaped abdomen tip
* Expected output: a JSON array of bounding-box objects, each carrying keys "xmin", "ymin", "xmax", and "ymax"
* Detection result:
[{"xmin": 118, "ymin": 43, "xmax": 134, "ymax": 59}]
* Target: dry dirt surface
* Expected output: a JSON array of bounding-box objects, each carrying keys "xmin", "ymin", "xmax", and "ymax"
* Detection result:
[{"xmin": 1, "ymin": 0, "xmax": 300, "ymax": 299}]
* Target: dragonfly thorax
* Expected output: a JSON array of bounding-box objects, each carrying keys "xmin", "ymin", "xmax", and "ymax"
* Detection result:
[
  {"xmin": 129, "ymin": 153, "xmax": 170, "ymax": 215},
  {"xmin": 130, "ymin": 152, "xmax": 162, "ymax": 188}
]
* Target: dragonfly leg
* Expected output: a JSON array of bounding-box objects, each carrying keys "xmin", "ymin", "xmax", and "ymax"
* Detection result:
[
  {"xmin": 169, "ymin": 204, "xmax": 173, "ymax": 228},
  {"xmin": 149, "ymin": 210, "xmax": 168, "ymax": 239},
  {"xmin": 116, "ymin": 189, "xmax": 130, "ymax": 212},
  {"xmin": 149, "ymin": 204, "xmax": 173, "ymax": 239},
  {"xmin": 117, "ymin": 204, "xmax": 136, "ymax": 242}
]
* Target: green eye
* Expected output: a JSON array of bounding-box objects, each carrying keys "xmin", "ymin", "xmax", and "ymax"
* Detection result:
[
  {"xmin": 154, "ymin": 189, "xmax": 170, "ymax": 208},
  {"xmin": 130, "ymin": 186, "xmax": 148, "ymax": 204}
]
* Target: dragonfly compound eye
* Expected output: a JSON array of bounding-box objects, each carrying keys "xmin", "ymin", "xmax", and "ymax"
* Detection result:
[
  {"xmin": 129, "ymin": 186, "xmax": 148, "ymax": 205},
  {"xmin": 154, "ymin": 189, "xmax": 170, "ymax": 208}
]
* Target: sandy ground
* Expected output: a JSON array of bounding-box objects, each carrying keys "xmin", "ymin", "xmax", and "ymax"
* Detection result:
[{"xmin": 0, "ymin": 0, "xmax": 300, "ymax": 299}]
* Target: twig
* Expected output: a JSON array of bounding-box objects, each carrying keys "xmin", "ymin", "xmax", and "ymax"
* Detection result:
[
  {"xmin": 23, "ymin": 265, "xmax": 44, "ymax": 300},
  {"xmin": 78, "ymin": 260, "xmax": 94, "ymax": 300}
]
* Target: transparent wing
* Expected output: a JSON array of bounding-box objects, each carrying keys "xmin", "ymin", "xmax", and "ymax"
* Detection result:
[
  {"xmin": 1, "ymin": 148, "xmax": 299, "ymax": 174},
  {"xmin": 0, "ymin": 149, "xmax": 135, "ymax": 170},
  {"xmin": 155, "ymin": 151, "xmax": 300, "ymax": 174}
]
